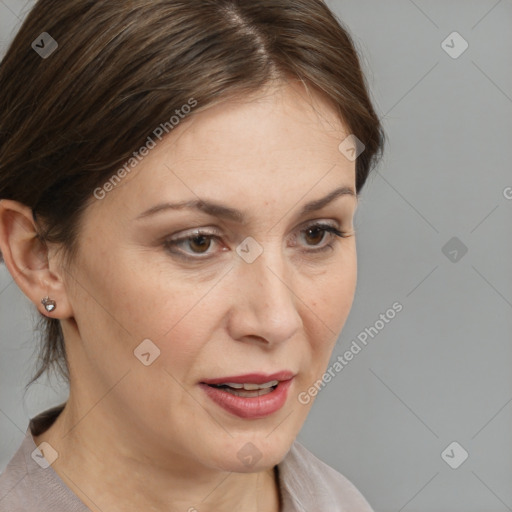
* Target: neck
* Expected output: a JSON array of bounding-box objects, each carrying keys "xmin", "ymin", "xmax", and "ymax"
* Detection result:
[{"xmin": 32, "ymin": 399, "xmax": 282, "ymax": 512}]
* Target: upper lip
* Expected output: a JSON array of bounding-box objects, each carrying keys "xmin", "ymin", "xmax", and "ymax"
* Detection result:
[{"xmin": 201, "ymin": 371, "xmax": 295, "ymax": 385}]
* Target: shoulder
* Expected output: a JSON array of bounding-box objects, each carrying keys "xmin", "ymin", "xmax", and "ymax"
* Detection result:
[
  {"xmin": 0, "ymin": 434, "xmax": 29, "ymax": 512},
  {"xmin": 0, "ymin": 426, "xmax": 87, "ymax": 512},
  {"xmin": 277, "ymin": 440, "xmax": 375, "ymax": 512}
]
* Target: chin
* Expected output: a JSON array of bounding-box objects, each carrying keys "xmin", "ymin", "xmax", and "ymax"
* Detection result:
[{"xmin": 207, "ymin": 431, "xmax": 295, "ymax": 473}]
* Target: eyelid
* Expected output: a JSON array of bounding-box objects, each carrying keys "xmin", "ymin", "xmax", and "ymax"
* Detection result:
[{"xmin": 165, "ymin": 226, "xmax": 225, "ymax": 245}]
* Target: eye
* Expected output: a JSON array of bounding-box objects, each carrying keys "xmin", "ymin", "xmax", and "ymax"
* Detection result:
[
  {"xmin": 163, "ymin": 222, "xmax": 352, "ymax": 261},
  {"xmin": 303, "ymin": 224, "xmax": 334, "ymax": 246},
  {"xmin": 292, "ymin": 222, "xmax": 351, "ymax": 254},
  {"xmin": 164, "ymin": 229, "xmax": 224, "ymax": 259},
  {"xmin": 178, "ymin": 233, "xmax": 212, "ymax": 254}
]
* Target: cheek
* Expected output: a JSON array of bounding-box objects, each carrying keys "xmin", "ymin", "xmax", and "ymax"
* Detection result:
[
  {"xmin": 92, "ymin": 261, "xmax": 222, "ymax": 375},
  {"xmin": 298, "ymin": 252, "xmax": 357, "ymax": 386},
  {"xmin": 65, "ymin": 246, "xmax": 178, "ymax": 370},
  {"xmin": 80, "ymin": 248, "xmax": 192, "ymax": 339},
  {"xmin": 307, "ymin": 256, "xmax": 357, "ymax": 335}
]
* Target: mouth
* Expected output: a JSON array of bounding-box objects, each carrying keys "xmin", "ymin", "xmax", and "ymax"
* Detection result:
[
  {"xmin": 199, "ymin": 371, "xmax": 295, "ymax": 418},
  {"xmin": 205, "ymin": 380, "xmax": 280, "ymax": 398}
]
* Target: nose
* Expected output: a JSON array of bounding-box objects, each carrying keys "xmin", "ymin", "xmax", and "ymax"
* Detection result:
[{"xmin": 226, "ymin": 246, "xmax": 303, "ymax": 346}]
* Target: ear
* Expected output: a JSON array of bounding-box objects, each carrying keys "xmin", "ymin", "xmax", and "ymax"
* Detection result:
[{"xmin": 0, "ymin": 199, "xmax": 73, "ymax": 319}]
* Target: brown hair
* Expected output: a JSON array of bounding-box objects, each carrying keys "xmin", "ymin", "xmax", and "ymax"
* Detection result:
[{"xmin": 0, "ymin": 0, "xmax": 385, "ymax": 388}]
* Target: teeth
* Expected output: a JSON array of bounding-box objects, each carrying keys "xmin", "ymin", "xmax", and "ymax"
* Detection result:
[
  {"xmin": 251, "ymin": 380, "xmax": 279, "ymax": 389},
  {"xmin": 222, "ymin": 382, "xmax": 244, "ymax": 389},
  {"xmin": 224, "ymin": 387, "xmax": 274, "ymax": 398},
  {"xmin": 216, "ymin": 380, "xmax": 279, "ymax": 390}
]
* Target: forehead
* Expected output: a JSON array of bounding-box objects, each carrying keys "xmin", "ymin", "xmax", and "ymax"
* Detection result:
[
  {"xmin": 177, "ymin": 80, "xmax": 349, "ymax": 161},
  {"xmin": 92, "ymin": 81, "xmax": 355, "ymax": 220}
]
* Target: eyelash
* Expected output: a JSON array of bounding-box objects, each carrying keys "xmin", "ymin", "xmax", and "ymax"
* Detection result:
[{"xmin": 163, "ymin": 222, "xmax": 352, "ymax": 261}]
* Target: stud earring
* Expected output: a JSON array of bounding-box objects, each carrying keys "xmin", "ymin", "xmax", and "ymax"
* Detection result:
[{"xmin": 41, "ymin": 296, "xmax": 57, "ymax": 313}]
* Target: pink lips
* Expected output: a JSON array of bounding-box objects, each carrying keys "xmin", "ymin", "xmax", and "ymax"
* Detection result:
[{"xmin": 200, "ymin": 371, "xmax": 295, "ymax": 419}]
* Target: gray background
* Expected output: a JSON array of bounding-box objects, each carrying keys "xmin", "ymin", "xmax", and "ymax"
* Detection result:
[{"xmin": 1, "ymin": 1, "xmax": 511, "ymax": 511}]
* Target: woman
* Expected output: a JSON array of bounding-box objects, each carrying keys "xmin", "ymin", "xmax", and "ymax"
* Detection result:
[{"xmin": 0, "ymin": 0, "xmax": 384, "ymax": 510}]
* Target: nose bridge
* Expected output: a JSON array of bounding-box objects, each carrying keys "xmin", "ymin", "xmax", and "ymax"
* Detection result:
[{"xmin": 232, "ymin": 241, "xmax": 302, "ymax": 343}]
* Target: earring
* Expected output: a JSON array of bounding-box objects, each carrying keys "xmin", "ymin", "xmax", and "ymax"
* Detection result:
[{"xmin": 41, "ymin": 296, "xmax": 57, "ymax": 313}]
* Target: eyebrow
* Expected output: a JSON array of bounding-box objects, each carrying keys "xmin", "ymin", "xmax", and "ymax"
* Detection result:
[{"xmin": 135, "ymin": 185, "xmax": 356, "ymax": 223}]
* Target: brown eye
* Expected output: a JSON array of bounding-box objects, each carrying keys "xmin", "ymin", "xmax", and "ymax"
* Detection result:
[
  {"xmin": 295, "ymin": 222, "xmax": 350, "ymax": 255},
  {"xmin": 303, "ymin": 226, "xmax": 327, "ymax": 246},
  {"xmin": 188, "ymin": 235, "xmax": 212, "ymax": 253},
  {"xmin": 164, "ymin": 230, "xmax": 223, "ymax": 260}
]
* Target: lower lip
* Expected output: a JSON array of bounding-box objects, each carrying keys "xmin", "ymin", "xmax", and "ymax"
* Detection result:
[{"xmin": 199, "ymin": 379, "xmax": 293, "ymax": 419}]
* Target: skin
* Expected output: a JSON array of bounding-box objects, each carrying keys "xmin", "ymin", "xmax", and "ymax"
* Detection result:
[{"xmin": 0, "ymin": 79, "xmax": 358, "ymax": 512}]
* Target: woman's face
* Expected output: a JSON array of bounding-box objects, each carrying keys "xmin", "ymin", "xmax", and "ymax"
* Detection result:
[{"xmin": 60, "ymin": 80, "xmax": 359, "ymax": 474}]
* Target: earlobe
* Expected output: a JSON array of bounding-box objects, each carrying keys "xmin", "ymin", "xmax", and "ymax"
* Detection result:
[{"xmin": 0, "ymin": 199, "xmax": 72, "ymax": 319}]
